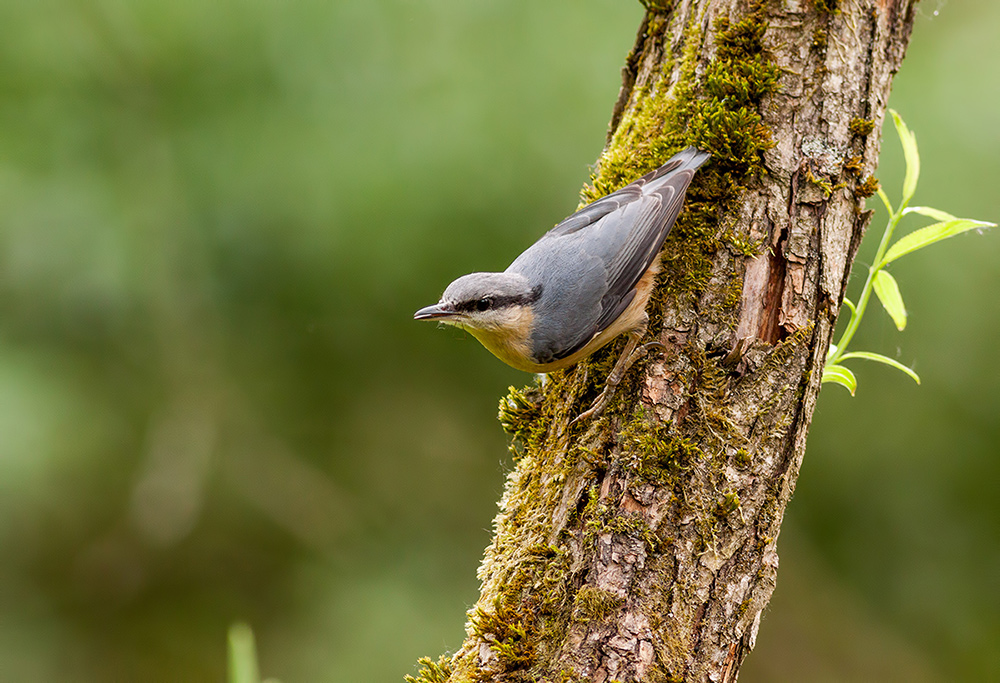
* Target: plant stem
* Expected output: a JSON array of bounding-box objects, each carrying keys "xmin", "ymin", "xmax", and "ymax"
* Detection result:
[{"xmin": 828, "ymin": 187, "xmax": 909, "ymax": 364}]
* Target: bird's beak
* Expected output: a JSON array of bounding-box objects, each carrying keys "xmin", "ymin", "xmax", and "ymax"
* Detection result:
[{"xmin": 413, "ymin": 303, "xmax": 458, "ymax": 320}]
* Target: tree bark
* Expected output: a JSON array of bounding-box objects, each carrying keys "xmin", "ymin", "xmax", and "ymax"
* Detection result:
[{"xmin": 415, "ymin": 0, "xmax": 918, "ymax": 681}]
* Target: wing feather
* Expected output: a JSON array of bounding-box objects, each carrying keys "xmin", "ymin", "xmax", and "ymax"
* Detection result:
[{"xmin": 510, "ymin": 148, "xmax": 709, "ymax": 363}]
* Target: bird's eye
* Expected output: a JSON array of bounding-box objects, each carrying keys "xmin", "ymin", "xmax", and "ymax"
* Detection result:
[{"xmin": 475, "ymin": 297, "xmax": 492, "ymax": 312}]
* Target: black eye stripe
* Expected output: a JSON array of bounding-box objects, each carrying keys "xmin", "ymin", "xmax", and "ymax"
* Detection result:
[{"xmin": 453, "ymin": 285, "xmax": 543, "ymax": 313}]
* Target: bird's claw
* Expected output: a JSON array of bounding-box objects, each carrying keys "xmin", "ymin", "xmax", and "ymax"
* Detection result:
[
  {"xmin": 571, "ymin": 390, "xmax": 608, "ymax": 425},
  {"xmin": 570, "ymin": 338, "xmax": 667, "ymax": 425},
  {"xmin": 642, "ymin": 340, "xmax": 666, "ymax": 354}
]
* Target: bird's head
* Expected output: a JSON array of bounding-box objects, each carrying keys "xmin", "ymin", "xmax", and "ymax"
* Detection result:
[{"xmin": 414, "ymin": 272, "xmax": 541, "ymax": 334}]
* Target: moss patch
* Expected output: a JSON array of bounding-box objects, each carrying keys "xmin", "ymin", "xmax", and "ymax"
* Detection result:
[
  {"xmin": 849, "ymin": 117, "xmax": 876, "ymax": 136},
  {"xmin": 734, "ymin": 447, "xmax": 751, "ymax": 468},
  {"xmin": 641, "ymin": 0, "xmax": 675, "ymax": 12},
  {"xmin": 805, "ymin": 167, "xmax": 837, "ymax": 199},
  {"xmin": 843, "ymin": 154, "xmax": 863, "ymax": 176},
  {"xmin": 572, "ymin": 586, "xmax": 625, "ymax": 623},
  {"xmin": 583, "ymin": 495, "xmax": 665, "ymax": 553},
  {"xmin": 404, "ymin": 656, "xmax": 454, "ymax": 683},
  {"xmin": 498, "ymin": 384, "xmax": 544, "ymax": 458},
  {"xmin": 455, "ymin": 545, "xmax": 573, "ymax": 682},
  {"xmin": 713, "ymin": 489, "xmax": 742, "ymax": 520},
  {"xmin": 812, "ymin": 27, "xmax": 828, "ymax": 51},
  {"xmin": 856, "ymin": 175, "xmax": 880, "ymax": 198},
  {"xmin": 620, "ymin": 415, "xmax": 704, "ymax": 486},
  {"xmin": 461, "ymin": 543, "xmax": 575, "ymax": 681}
]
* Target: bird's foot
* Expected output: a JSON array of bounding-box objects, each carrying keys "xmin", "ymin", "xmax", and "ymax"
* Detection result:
[
  {"xmin": 571, "ymin": 340, "xmax": 664, "ymax": 424},
  {"xmin": 572, "ymin": 390, "xmax": 610, "ymax": 424}
]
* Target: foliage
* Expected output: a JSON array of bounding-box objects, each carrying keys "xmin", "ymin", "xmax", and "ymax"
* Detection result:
[
  {"xmin": 228, "ymin": 623, "xmax": 280, "ymax": 683},
  {"xmin": 823, "ymin": 111, "xmax": 995, "ymax": 395}
]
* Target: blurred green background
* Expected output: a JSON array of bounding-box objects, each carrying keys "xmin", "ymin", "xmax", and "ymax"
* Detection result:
[{"xmin": 0, "ymin": 1, "xmax": 996, "ymax": 681}]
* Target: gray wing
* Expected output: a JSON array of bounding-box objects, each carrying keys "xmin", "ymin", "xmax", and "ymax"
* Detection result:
[
  {"xmin": 590, "ymin": 157, "xmax": 703, "ymax": 333},
  {"xmin": 509, "ymin": 148, "xmax": 709, "ymax": 363}
]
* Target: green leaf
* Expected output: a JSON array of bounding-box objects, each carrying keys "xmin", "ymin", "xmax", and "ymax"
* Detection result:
[
  {"xmin": 883, "ymin": 218, "xmax": 995, "ymax": 264},
  {"xmin": 889, "ymin": 109, "xmax": 919, "ymax": 204},
  {"xmin": 228, "ymin": 623, "xmax": 260, "ymax": 683},
  {"xmin": 903, "ymin": 206, "xmax": 956, "ymax": 221},
  {"xmin": 822, "ymin": 364, "xmax": 857, "ymax": 395},
  {"xmin": 873, "ymin": 270, "xmax": 907, "ymax": 331},
  {"xmin": 838, "ymin": 351, "xmax": 920, "ymax": 384},
  {"xmin": 876, "ymin": 187, "xmax": 894, "ymax": 216}
]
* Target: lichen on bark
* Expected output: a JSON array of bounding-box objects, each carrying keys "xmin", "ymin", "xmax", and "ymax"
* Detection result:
[{"xmin": 409, "ymin": 0, "xmax": 919, "ymax": 681}]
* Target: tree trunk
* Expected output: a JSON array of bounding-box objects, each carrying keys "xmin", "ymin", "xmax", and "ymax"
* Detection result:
[{"xmin": 415, "ymin": 0, "xmax": 918, "ymax": 681}]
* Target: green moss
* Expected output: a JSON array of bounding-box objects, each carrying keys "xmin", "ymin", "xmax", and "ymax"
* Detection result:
[
  {"xmin": 812, "ymin": 27, "xmax": 828, "ymax": 51},
  {"xmin": 713, "ymin": 489, "xmax": 741, "ymax": 519},
  {"xmin": 640, "ymin": 0, "xmax": 674, "ymax": 12},
  {"xmin": 582, "ymin": 497, "xmax": 608, "ymax": 540},
  {"xmin": 849, "ymin": 117, "xmax": 876, "ymax": 136},
  {"xmin": 734, "ymin": 447, "xmax": 751, "ymax": 468},
  {"xmin": 620, "ymin": 416, "xmax": 703, "ymax": 486},
  {"xmin": 806, "ymin": 167, "xmax": 833, "ymax": 198},
  {"xmin": 465, "ymin": 544, "xmax": 575, "ymax": 681},
  {"xmin": 616, "ymin": 512, "xmax": 664, "ymax": 551},
  {"xmin": 470, "ymin": 604, "xmax": 535, "ymax": 678},
  {"xmin": 404, "ymin": 656, "xmax": 453, "ymax": 683},
  {"xmin": 689, "ymin": 344, "xmax": 727, "ymax": 400},
  {"xmin": 723, "ymin": 229, "xmax": 763, "ymax": 259},
  {"xmin": 579, "ymin": 491, "xmax": 664, "ymax": 553},
  {"xmin": 812, "ymin": 0, "xmax": 838, "ymax": 12},
  {"xmin": 458, "ymin": 368, "xmax": 605, "ymax": 678},
  {"xmin": 764, "ymin": 323, "xmax": 814, "ymax": 369},
  {"xmin": 498, "ymin": 384, "xmax": 543, "ymax": 457},
  {"xmin": 856, "ymin": 175, "xmax": 880, "ymax": 198},
  {"xmin": 804, "ymin": 167, "xmax": 848, "ymax": 199},
  {"xmin": 736, "ymin": 596, "xmax": 753, "ymax": 620},
  {"xmin": 572, "ymin": 586, "xmax": 625, "ymax": 622},
  {"xmin": 496, "ymin": 362, "xmax": 586, "ymax": 460},
  {"xmin": 713, "ymin": 277, "xmax": 746, "ymax": 325},
  {"xmin": 843, "ymin": 154, "xmax": 863, "ymax": 176}
]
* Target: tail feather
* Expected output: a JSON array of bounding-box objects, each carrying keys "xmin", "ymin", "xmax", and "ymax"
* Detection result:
[{"xmin": 635, "ymin": 147, "xmax": 711, "ymax": 194}]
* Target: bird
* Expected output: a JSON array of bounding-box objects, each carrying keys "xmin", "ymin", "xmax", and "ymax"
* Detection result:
[{"xmin": 414, "ymin": 147, "xmax": 710, "ymax": 421}]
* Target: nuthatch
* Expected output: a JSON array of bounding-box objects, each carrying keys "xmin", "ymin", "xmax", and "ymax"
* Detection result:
[{"xmin": 415, "ymin": 147, "xmax": 709, "ymax": 420}]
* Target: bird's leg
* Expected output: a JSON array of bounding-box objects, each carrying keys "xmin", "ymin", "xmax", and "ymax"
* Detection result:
[{"xmin": 572, "ymin": 328, "xmax": 661, "ymax": 424}]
